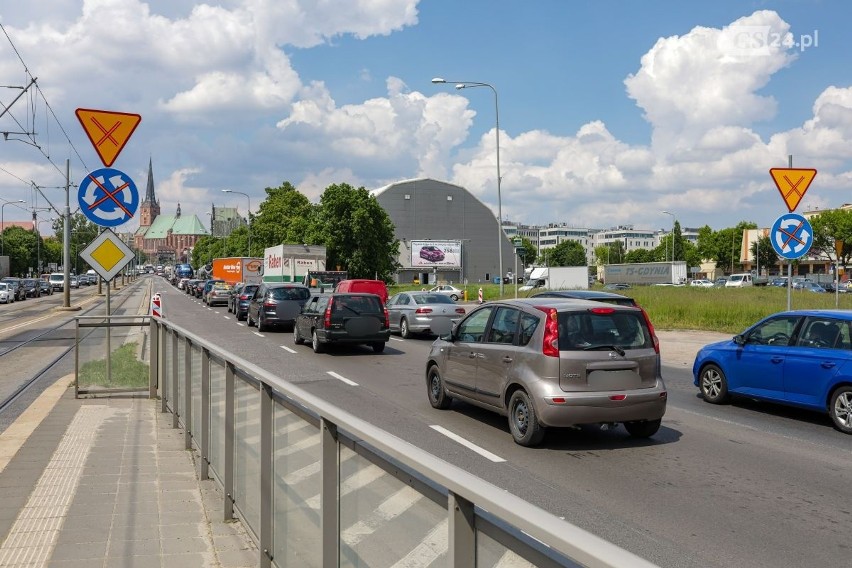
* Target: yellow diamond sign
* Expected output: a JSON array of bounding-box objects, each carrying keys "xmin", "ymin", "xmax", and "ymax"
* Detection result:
[{"xmin": 80, "ymin": 229, "xmax": 135, "ymax": 281}]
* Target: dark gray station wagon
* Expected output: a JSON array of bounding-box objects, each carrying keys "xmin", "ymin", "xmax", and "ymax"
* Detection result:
[
  {"xmin": 293, "ymin": 293, "xmax": 390, "ymax": 353},
  {"xmin": 425, "ymin": 298, "xmax": 667, "ymax": 446}
]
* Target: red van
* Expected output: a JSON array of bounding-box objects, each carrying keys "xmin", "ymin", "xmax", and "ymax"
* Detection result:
[{"xmin": 334, "ymin": 279, "xmax": 389, "ymax": 304}]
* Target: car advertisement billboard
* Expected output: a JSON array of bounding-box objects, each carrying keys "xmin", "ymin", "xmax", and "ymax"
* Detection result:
[{"xmin": 410, "ymin": 240, "xmax": 461, "ymax": 268}]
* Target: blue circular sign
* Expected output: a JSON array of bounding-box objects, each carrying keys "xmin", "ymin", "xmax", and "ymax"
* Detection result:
[
  {"xmin": 77, "ymin": 167, "xmax": 139, "ymax": 227},
  {"xmin": 771, "ymin": 213, "xmax": 813, "ymax": 260}
]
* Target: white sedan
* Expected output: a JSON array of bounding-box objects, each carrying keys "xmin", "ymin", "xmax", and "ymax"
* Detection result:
[
  {"xmin": 428, "ymin": 285, "xmax": 464, "ymax": 301},
  {"xmin": 690, "ymin": 279, "xmax": 714, "ymax": 287}
]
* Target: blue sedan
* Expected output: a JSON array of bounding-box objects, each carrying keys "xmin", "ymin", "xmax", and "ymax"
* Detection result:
[{"xmin": 693, "ymin": 310, "xmax": 852, "ymax": 434}]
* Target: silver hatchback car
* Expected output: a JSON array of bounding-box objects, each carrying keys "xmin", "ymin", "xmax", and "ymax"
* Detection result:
[{"xmin": 426, "ymin": 298, "xmax": 667, "ymax": 446}]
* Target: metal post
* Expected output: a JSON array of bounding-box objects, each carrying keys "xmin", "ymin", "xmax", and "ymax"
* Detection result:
[
  {"xmin": 172, "ymin": 331, "xmax": 179, "ymax": 429},
  {"xmin": 63, "ymin": 159, "xmax": 71, "ymax": 307},
  {"xmin": 321, "ymin": 419, "xmax": 339, "ymax": 568},
  {"xmin": 200, "ymin": 343, "xmax": 210, "ymax": 481},
  {"xmin": 224, "ymin": 362, "xmax": 235, "ymax": 521},
  {"xmin": 259, "ymin": 384, "xmax": 273, "ymax": 568},
  {"xmin": 149, "ymin": 318, "xmax": 159, "ymax": 400},
  {"xmin": 788, "ymin": 154, "xmax": 793, "ymax": 312},
  {"xmin": 448, "ymin": 492, "xmax": 476, "ymax": 566},
  {"xmin": 106, "ymin": 280, "xmax": 111, "ymax": 385}
]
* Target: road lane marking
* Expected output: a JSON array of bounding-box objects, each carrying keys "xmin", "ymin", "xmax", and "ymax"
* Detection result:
[
  {"xmin": 429, "ymin": 425, "xmax": 506, "ymax": 463},
  {"xmin": 279, "ymin": 345, "xmax": 297, "ymax": 354},
  {"xmin": 389, "ymin": 337, "xmax": 404, "ymax": 342},
  {"xmin": 253, "ymin": 332, "xmax": 264, "ymax": 337},
  {"xmin": 327, "ymin": 371, "xmax": 358, "ymax": 386}
]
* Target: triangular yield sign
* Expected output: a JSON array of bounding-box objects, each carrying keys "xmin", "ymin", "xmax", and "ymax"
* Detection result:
[
  {"xmin": 769, "ymin": 168, "xmax": 817, "ymax": 213},
  {"xmin": 75, "ymin": 108, "xmax": 142, "ymax": 167}
]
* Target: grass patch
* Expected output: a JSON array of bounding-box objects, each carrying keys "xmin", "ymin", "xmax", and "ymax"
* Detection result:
[
  {"xmin": 388, "ymin": 282, "xmax": 852, "ymax": 334},
  {"xmin": 79, "ymin": 341, "xmax": 150, "ymax": 388}
]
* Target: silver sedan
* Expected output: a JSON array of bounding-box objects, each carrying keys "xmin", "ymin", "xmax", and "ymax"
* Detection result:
[{"xmin": 386, "ymin": 292, "xmax": 466, "ymax": 338}]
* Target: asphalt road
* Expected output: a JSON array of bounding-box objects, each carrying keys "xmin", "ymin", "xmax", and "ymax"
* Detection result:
[{"xmin": 4, "ymin": 277, "xmax": 851, "ymax": 567}]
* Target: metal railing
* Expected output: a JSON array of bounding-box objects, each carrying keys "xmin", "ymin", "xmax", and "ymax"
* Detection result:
[{"xmin": 150, "ymin": 317, "xmax": 657, "ymax": 568}]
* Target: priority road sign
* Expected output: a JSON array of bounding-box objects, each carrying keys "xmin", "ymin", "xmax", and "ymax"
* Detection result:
[
  {"xmin": 79, "ymin": 228, "xmax": 136, "ymax": 281},
  {"xmin": 75, "ymin": 108, "xmax": 141, "ymax": 167},
  {"xmin": 78, "ymin": 167, "xmax": 139, "ymax": 227},
  {"xmin": 770, "ymin": 168, "xmax": 817, "ymax": 212},
  {"xmin": 770, "ymin": 213, "xmax": 813, "ymax": 260}
]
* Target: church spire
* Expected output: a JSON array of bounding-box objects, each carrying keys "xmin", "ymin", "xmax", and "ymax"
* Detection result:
[{"xmin": 143, "ymin": 157, "xmax": 157, "ymax": 204}]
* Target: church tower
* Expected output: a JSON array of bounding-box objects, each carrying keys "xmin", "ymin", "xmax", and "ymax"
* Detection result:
[{"xmin": 139, "ymin": 158, "xmax": 160, "ymax": 227}]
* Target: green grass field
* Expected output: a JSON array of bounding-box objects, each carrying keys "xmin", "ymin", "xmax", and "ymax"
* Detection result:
[
  {"xmin": 78, "ymin": 342, "xmax": 150, "ymax": 388},
  {"xmin": 388, "ymin": 283, "xmax": 852, "ymax": 334}
]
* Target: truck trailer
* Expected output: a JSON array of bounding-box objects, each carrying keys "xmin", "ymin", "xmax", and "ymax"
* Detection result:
[
  {"xmin": 211, "ymin": 257, "xmax": 264, "ymax": 285},
  {"xmin": 602, "ymin": 261, "xmax": 687, "ymax": 286},
  {"xmin": 518, "ymin": 266, "xmax": 589, "ymax": 291}
]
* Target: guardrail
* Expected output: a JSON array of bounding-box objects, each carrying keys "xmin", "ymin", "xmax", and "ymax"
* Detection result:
[{"xmin": 150, "ymin": 317, "xmax": 657, "ymax": 568}]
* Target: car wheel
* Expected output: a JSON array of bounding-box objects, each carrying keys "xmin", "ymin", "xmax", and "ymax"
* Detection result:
[
  {"xmin": 624, "ymin": 419, "xmax": 662, "ymax": 438},
  {"xmin": 312, "ymin": 330, "xmax": 324, "ymax": 353},
  {"xmin": 258, "ymin": 314, "xmax": 267, "ymax": 332},
  {"xmin": 508, "ymin": 390, "xmax": 545, "ymax": 446},
  {"xmin": 450, "ymin": 294, "xmax": 458, "ymax": 301},
  {"xmin": 829, "ymin": 386, "xmax": 852, "ymax": 434},
  {"xmin": 372, "ymin": 342, "xmax": 385, "ymax": 353},
  {"xmin": 427, "ymin": 365, "xmax": 452, "ymax": 409},
  {"xmin": 699, "ymin": 364, "xmax": 729, "ymax": 404},
  {"xmin": 237, "ymin": 311, "xmax": 245, "ymax": 322},
  {"xmin": 400, "ymin": 318, "xmax": 411, "ymax": 339},
  {"xmin": 293, "ymin": 325, "xmax": 303, "ymax": 345},
  {"xmin": 247, "ymin": 312, "xmax": 255, "ymax": 327}
]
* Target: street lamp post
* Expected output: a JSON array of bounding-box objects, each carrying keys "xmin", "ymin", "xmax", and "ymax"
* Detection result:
[
  {"xmin": 432, "ymin": 77, "xmax": 504, "ymax": 296},
  {"xmin": 36, "ymin": 217, "xmax": 54, "ymax": 276},
  {"xmin": 1, "ymin": 199, "xmax": 26, "ymax": 256},
  {"xmin": 222, "ymin": 190, "xmax": 251, "ymax": 257},
  {"xmin": 662, "ymin": 211, "xmax": 675, "ymax": 263}
]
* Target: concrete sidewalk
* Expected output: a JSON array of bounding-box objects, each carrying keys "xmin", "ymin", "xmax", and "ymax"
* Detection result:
[{"xmin": 0, "ymin": 377, "xmax": 257, "ymax": 568}]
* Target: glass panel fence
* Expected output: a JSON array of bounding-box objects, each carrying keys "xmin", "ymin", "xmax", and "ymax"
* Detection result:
[
  {"xmin": 191, "ymin": 344, "xmax": 202, "ymax": 445},
  {"xmin": 234, "ymin": 376, "xmax": 261, "ymax": 535},
  {"xmin": 208, "ymin": 358, "xmax": 226, "ymax": 483}
]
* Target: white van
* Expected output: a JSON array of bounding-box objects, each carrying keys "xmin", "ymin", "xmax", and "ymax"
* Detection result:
[
  {"xmin": 48, "ymin": 273, "xmax": 65, "ymax": 292},
  {"xmin": 725, "ymin": 273, "xmax": 753, "ymax": 288}
]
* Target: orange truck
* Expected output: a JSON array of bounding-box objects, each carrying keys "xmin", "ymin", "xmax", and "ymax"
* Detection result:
[{"xmin": 211, "ymin": 257, "xmax": 264, "ymax": 286}]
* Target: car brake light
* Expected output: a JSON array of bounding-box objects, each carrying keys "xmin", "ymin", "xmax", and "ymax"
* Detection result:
[
  {"xmin": 415, "ymin": 307, "xmax": 433, "ymax": 314},
  {"xmin": 639, "ymin": 306, "xmax": 660, "ymax": 354},
  {"xmin": 589, "ymin": 307, "xmax": 615, "ymax": 314},
  {"xmin": 383, "ymin": 306, "xmax": 390, "ymax": 329},
  {"xmin": 324, "ymin": 298, "xmax": 333, "ymax": 327},
  {"xmin": 455, "ymin": 308, "xmax": 466, "ymax": 314},
  {"xmin": 240, "ymin": 294, "xmax": 250, "ymax": 300},
  {"xmin": 263, "ymin": 301, "xmax": 277, "ymax": 308},
  {"xmin": 609, "ymin": 394, "xmax": 627, "ymax": 401},
  {"xmin": 534, "ymin": 306, "xmax": 559, "ymax": 357}
]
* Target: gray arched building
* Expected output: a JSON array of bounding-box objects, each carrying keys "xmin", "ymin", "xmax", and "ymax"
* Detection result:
[{"xmin": 372, "ymin": 178, "xmax": 515, "ymax": 285}]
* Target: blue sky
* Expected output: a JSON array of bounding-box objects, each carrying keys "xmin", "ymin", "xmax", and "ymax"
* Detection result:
[{"xmin": 1, "ymin": 0, "xmax": 850, "ymax": 236}]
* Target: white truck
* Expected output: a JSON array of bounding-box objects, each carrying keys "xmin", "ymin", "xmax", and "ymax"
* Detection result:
[
  {"xmin": 602, "ymin": 261, "xmax": 688, "ymax": 286},
  {"xmin": 518, "ymin": 266, "xmax": 589, "ymax": 291}
]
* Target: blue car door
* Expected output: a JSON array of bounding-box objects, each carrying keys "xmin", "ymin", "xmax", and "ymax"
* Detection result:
[
  {"xmin": 726, "ymin": 315, "xmax": 802, "ymax": 400},
  {"xmin": 782, "ymin": 318, "xmax": 850, "ymax": 409}
]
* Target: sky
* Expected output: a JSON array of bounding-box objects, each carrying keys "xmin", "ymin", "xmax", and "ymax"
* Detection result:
[{"xmin": 0, "ymin": 0, "xmax": 850, "ymax": 237}]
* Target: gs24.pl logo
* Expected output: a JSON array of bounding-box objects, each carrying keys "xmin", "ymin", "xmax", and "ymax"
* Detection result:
[{"xmin": 720, "ymin": 25, "xmax": 819, "ymax": 55}]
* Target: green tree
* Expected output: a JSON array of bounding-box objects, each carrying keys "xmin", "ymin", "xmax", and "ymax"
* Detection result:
[
  {"xmin": 3, "ymin": 226, "xmax": 38, "ymax": 276},
  {"xmin": 593, "ymin": 241, "xmax": 626, "ymax": 264},
  {"xmin": 809, "ymin": 209, "xmax": 852, "ymax": 267},
  {"xmin": 672, "ymin": 221, "xmax": 684, "ymax": 261},
  {"xmin": 750, "ymin": 235, "xmax": 778, "ymax": 275},
  {"xmin": 250, "ymin": 182, "xmax": 318, "ymax": 254},
  {"xmin": 625, "ymin": 248, "xmax": 655, "ymax": 263},
  {"xmin": 311, "ymin": 183, "xmax": 399, "ymax": 280},
  {"xmin": 546, "ymin": 239, "xmax": 587, "ymax": 266},
  {"xmin": 517, "ymin": 237, "xmax": 537, "ymax": 269}
]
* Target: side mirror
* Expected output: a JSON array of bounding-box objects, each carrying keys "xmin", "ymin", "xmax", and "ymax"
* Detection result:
[{"xmin": 733, "ymin": 334, "xmax": 745, "ymax": 346}]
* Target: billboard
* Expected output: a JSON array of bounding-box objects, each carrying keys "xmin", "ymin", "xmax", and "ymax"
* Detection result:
[{"xmin": 410, "ymin": 240, "xmax": 461, "ymax": 268}]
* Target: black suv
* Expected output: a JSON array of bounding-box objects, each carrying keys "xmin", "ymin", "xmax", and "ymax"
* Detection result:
[
  {"xmin": 293, "ymin": 293, "xmax": 390, "ymax": 353},
  {"xmin": 21, "ymin": 278, "xmax": 41, "ymax": 298}
]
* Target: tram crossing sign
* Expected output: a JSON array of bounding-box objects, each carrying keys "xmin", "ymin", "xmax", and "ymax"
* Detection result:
[
  {"xmin": 78, "ymin": 167, "xmax": 140, "ymax": 227},
  {"xmin": 770, "ymin": 213, "xmax": 813, "ymax": 260}
]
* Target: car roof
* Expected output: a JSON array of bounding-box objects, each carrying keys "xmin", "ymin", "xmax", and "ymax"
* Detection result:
[
  {"xmin": 267, "ymin": 282, "xmax": 308, "ymax": 287},
  {"xmin": 491, "ymin": 298, "xmax": 641, "ymax": 312},
  {"xmin": 531, "ymin": 290, "xmax": 634, "ymax": 302}
]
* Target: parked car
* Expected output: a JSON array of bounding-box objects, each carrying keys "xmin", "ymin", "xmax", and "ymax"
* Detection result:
[
  {"xmin": 293, "ymin": 292, "xmax": 390, "ymax": 353},
  {"xmin": 425, "ymin": 298, "xmax": 666, "ymax": 446},
  {"xmin": 48, "ymin": 273, "xmax": 65, "ymax": 293},
  {"xmin": 713, "ymin": 277, "xmax": 728, "ymax": 287},
  {"xmin": 693, "ymin": 309, "xmax": 852, "ymax": 434},
  {"xmin": 185, "ymin": 279, "xmax": 199, "ymax": 294},
  {"xmin": 227, "ymin": 282, "xmax": 245, "ymax": 313},
  {"xmin": 69, "ymin": 275, "xmax": 80, "ymax": 289},
  {"xmin": 1, "ymin": 277, "xmax": 26, "ymax": 301},
  {"xmin": 419, "ymin": 245, "xmax": 445, "ymax": 262},
  {"xmin": 386, "ymin": 291, "xmax": 466, "ymax": 338},
  {"xmin": 690, "ymin": 279, "xmax": 714, "ymax": 287},
  {"xmin": 205, "ymin": 282, "xmax": 233, "ymax": 306},
  {"xmin": 428, "ymin": 285, "xmax": 464, "ymax": 302},
  {"xmin": 725, "ymin": 273, "xmax": 753, "ymax": 288},
  {"xmin": 21, "ymin": 278, "xmax": 41, "ymax": 298},
  {"xmin": 0, "ymin": 282, "xmax": 10, "ymax": 304},
  {"xmin": 247, "ymin": 283, "xmax": 311, "ymax": 331},
  {"xmin": 178, "ymin": 278, "xmax": 190, "ymax": 291},
  {"xmin": 38, "ymin": 279, "xmax": 52, "ymax": 296},
  {"xmin": 797, "ymin": 281, "xmax": 827, "ymax": 293},
  {"xmin": 334, "ymin": 279, "xmax": 389, "ymax": 304},
  {"xmin": 201, "ymin": 280, "xmax": 225, "ymax": 304},
  {"xmin": 602, "ymin": 283, "xmax": 631, "ymax": 290},
  {"xmin": 230, "ymin": 284, "xmax": 259, "ymax": 322},
  {"xmin": 770, "ymin": 277, "xmax": 788, "ymax": 287},
  {"xmin": 193, "ymin": 280, "xmax": 208, "ymax": 298}
]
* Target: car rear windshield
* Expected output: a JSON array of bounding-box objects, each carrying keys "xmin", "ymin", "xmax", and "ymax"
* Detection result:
[
  {"xmin": 270, "ymin": 287, "xmax": 310, "ymax": 300},
  {"xmin": 414, "ymin": 294, "xmax": 455, "ymax": 305},
  {"xmin": 332, "ymin": 295, "xmax": 383, "ymax": 314},
  {"xmin": 558, "ymin": 310, "xmax": 651, "ymax": 351}
]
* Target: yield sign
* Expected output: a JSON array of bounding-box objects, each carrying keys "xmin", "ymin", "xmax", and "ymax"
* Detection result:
[
  {"xmin": 770, "ymin": 168, "xmax": 817, "ymax": 213},
  {"xmin": 75, "ymin": 108, "xmax": 142, "ymax": 167}
]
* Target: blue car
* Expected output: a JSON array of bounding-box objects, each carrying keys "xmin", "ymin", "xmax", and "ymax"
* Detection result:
[{"xmin": 693, "ymin": 310, "xmax": 852, "ymax": 434}]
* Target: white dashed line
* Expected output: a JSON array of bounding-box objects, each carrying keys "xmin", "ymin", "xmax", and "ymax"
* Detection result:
[
  {"xmin": 327, "ymin": 371, "xmax": 358, "ymax": 386},
  {"xmin": 253, "ymin": 332, "xmax": 264, "ymax": 337},
  {"xmin": 279, "ymin": 345, "xmax": 297, "ymax": 354},
  {"xmin": 429, "ymin": 425, "xmax": 506, "ymax": 463},
  {"xmin": 389, "ymin": 337, "xmax": 404, "ymax": 342}
]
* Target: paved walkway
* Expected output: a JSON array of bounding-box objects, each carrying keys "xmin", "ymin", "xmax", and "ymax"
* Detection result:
[{"xmin": 0, "ymin": 377, "xmax": 257, "ymax": 568}]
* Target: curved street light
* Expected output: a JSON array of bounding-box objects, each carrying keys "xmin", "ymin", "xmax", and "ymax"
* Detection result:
[
  {"xmin": 432, "ymin": 77, "xmax": 504, "ymax": 295},
  {"xmin": 1, "ymin": 199, "xmax": 26, "ymax": 256},
  {"xmin": 222, "ymin": 190, "xmax": 251, "ymax": 257},
  {"xmin": 662, "ymin": 210, "xmax": 675, "ymax": 263}
]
